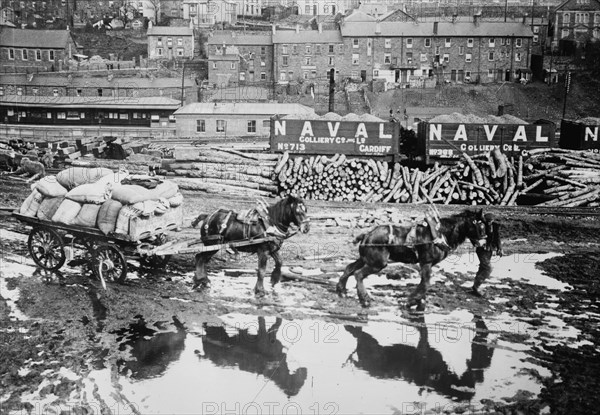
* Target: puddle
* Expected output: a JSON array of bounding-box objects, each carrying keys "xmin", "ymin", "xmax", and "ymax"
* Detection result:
[{"xmin": 90, "ymin": 312, "xmax": 550, "ymax": 414}]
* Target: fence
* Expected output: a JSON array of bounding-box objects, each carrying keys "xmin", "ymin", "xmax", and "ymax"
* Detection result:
[{"xmin": 0, "ymin": 124, "xmax": 177, "ymax": 141}]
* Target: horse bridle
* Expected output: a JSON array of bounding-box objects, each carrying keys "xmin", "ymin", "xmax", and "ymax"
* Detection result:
[{"xmin": 470, "ymin": 218, "xmax": 488, "ymax": 248}]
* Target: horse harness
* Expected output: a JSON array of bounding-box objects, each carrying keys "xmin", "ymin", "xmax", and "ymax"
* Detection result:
[{"xmin": 199, "ymin": 207, "xmax": 288, "ymax": 243}]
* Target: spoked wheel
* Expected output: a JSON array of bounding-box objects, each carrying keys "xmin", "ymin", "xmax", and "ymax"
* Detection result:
[
  {"xmin": 27, "ymin": 227, "xmax": 66, "ymax": 271},
  {"xmin": 139, "ymin": 234, "xmax": 171, "ymax": 269},
  {"xmin": 93, "ymin": 243, "xmax": 128, "ymax": 284}
]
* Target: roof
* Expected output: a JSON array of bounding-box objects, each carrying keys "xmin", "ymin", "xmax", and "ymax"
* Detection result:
[
  {"xmin": 174, "ymin": 102, "xmax": 316, "ymax": 116},
  {"xmin": 341, "ymin": 21, "xmax": 534, "ymax": 37},
  {"xmin": 207, "ymin": 33, "xmax": 272, "ymax": 45},
  {"xmin": 0, "ymin": 27, "xmax": 74, "ymax": 48},
  {"xmin": 273, "ymin": 30, "xmax": 343, "ymax": 44},
  {"xmin": 147, "ymin": 26, "xmax": 193, "ymax": 36},
  {"xmin": 0, "ymin": 74, "xmax": 195, "ymax": 88},
  {"xmin": 344, "ymin": 10, "xmax": 377, "ymax": 22},
  {"xmin": 554, "ymin": 0, "xmax": 600, "ymax": 11},
  {"xmin": 0, "ymin": 95, "xmax": 182, "ymax": 109},
  {"xmin": 208, "ymin": 54, "xmax": 239, "ymax": 61}
]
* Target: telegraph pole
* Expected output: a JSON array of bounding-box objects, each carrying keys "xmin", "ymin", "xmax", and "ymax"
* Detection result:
[
  {"xmin": 328, "ymin": 68, "xmax": 335, "ymax": 113},
  {"xmin": 562, "ymin": 66, "xmax": 570, "ymax": 119},
  {"xmin": 504, "ymin": 0, "xmax": 508, "ymax": 22}
]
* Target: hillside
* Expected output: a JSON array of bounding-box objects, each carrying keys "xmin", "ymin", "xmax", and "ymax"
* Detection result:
[{"xmin": 369, "ymin": 76, "xmax": 600, "ymax": 125}]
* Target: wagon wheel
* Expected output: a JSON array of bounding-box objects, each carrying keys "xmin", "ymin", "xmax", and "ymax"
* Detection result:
[
  {"xmin": 93, "ymin": 243, "xmax": 128, "ymax": 284},
  {"xmin": 27, "ymin": 227, "xmax": 66, "ymax": 271},
  {"xmin": 139, "ymin": 234, "xmax": 171, "ymax": 269}
]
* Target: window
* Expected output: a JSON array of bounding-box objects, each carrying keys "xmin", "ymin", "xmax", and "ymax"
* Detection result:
[
  {"xmin": 329, "ymin": 44, "xmax": 334, "ymax": 53},
  {"xmin": 515, "ymin": 38, "xmax": 522, "ymax": 48},
  {"xmin": 260, "ymin": 57, "xmax": 265, "ymax": 67},
  {"xmin": 406, "ymin": 52, "xmax": 413, "ymax": 64},
  {"xmin": 32, "ymin": 88, "xmax": 39, "ymax": 95},
  {"xmin": 177, "ymin": 48, "xmax": 184, "ymax": 57},
  {"xmin": 247, "ymin": 120, "xmax": 256, "ymax": 133},
  {"xmin": 466, "ymin": 71, "xmax": 471, "ymax": 79},
  {"xmin": 443, "ymin": 53, "xmax": 449, "ymax": 63},
  {"xmin": 22, "ymin": 49, "xmax": 28, "ymax": 60},
  {"xmin": 305, "ymin": 45, "xmax": 311, "ymax": 54},
  {"xmin": 488, "ymin": 52, "xmax": 494, "ymax": 61},
  {"xmin": 352, "ymin": 53, "xmax": 359, "ymax": 65},
  {"xmin": 53, "ymin": 88, "xmax": 59, "ymax": 96},
  {"xmin": 97, "ymin": 89, "xmax": 103, "ymax": 96},
  {"xmin": 596, "ymin": 13, "xmax": 600, "ymax": 24},
  {"xmin": 328, "ymin": 56, "xmax": 334, "ymax": 66},
  {"xmin": 36, "ymin": 50, "xmax": 41, "ymax": 60},
  {"xmin": 212, "ymin": 62, "xmax": 216, "ymax": 69},
  {"xmin": 282, "ymin": 45, "xmax": 288, "ymax": 55},
  {"xmin": 292, "ymin": 45, "xmax": 298, "ymax": 54},
  {"xmin": 177, "ymin": 38, "xmax": 183, "ymax": 46},
  {"xmin": 260, "ymin": 72, "xmax": 266, "ymax": 80},
  {"xmin": 339, "ymin": 44, "xmax": 344, "ymax": 54},
  {"xmin": 316, "ymin": 45, "xmax": 321, "ymax": 54},
  {"xmin": 288, "ymin": 71, "xmax": 294, "ymax": 80},
  {"xmin": 305, "ymin": 5, "xmax": 310, "ymax": 13},
  {"xmin": 261, "ymin": 46, "xmax": 266, "ymax": 55},
  {"xmin": 506, "ymin": 38, "xmax": 511, "ymax": 45},
  {"xmin": 385, "ymin": 38, "xmax": 391, "ymax": 48},
  {"xmin": 303, "ymin": 71, "xmax": 309, "ymax": 80},
  {"xmin": 353, "ymin": 39, "xmax": 359, "ymax": 48},
  {"xmin": 324, "ymin": 4, "xmax": 329, "ymax": 13},
  {"xmin": 17, "ymin": 87, "xmax": 23, "ymax": 96},
  {"xmin": 465, "ymin": 53, "xmax": 472, "ymax": 63},
  {"xmin": 76, "ymin": 89, "xmax": 82, "ymax": 96},
  {"xmin": 231, "ymin": 62, "xmax": 235, "ymax": 69},
  {"xmin": 467, "ymin": 38, "xmax": 474, "ymax": 48},
  {"xmin": 533, "ymin": 26, "xmax": 540, "ymax": 34},
  {"xmin": 157, "ymin": 48, "xmax": 163, "ymax": 56},
  {"xmin": 563, "ymin": 13, "xmax": 569, "ymax": 23},
  {"xmin": 8, "ymin": 49, "xmax": 14, "ymax": 60},
  {"xmin": 282, "ymin": 56, "xmax": 288, "ymax": 66},
  {"xmin": 167, "ymin": 37, "xmax": 173, "ymax": 47},
  {"xmin": 239, "ymin": 72, "xmax": 246, "ymax": 81},
  {"xmin": 594, "ymin": 28, "xmax": 600, "ymax": 39},
  {"xmin": 488, "ymin": 69, "xmax": 494, "ymax": 78},
  {"xmin": 425, "ymin": 38, "xmax": 431, "ymax": 47},
  {"xmin": 384, "ymin": 53, "xmax": 391, "ymax": 64},
  {"xmin": 157, "ymin": 37, "xmax": 162, "ymax": 46},
  {"xmin": 216, "ymin": 120, "xmax": 226, "ymax": 133},
  {"xmin": 305, "ymin": 57, "xmax": 311, "ymax": 65},
  {"xmin": 515, "ymin": 52, "xmax": 522, "ymax": 62},
  {"xmin": 562, "ymin": 29, "xmax": 570, "ymax": 39},
  {"xmin": 0, "ymin": 87, "xmax": 4, "ymax": 96},
  {"xmin": 373, "ymin": 69, "xmax": 379, "ymax": 77},
  {"xmin": 420, "ymin": 53, "xmax": 427, "ymax": 62},
  {"xmin": 311, "ymin": 70, "xmax": 316, "ymax": 78},
  {"xmin": 533, "ymin": 35, "xmax": 539, "ymax": 43},
  {"xmin": 280, "ymin": 71, "xmax": 286, "ymax": 81},
  {"xmin": 406, "ymin": 38, "xmax": 413, "ymax": 48},
  {"xmin": 489, "ymin": 38, "xmax": 495, "ymax": 47},
  {"xmin": 458, "ymin": 46, "xmax": 464, "ymax": 55},
  {"xmin": 445, "ymin": 38, "xmax": 451, "ymax": 47},
  {"xmin": 435, "ymin": 46, "xmax": 440, "ymax": 55},
  {"xmin": 57, "ymin": 112, "xmax": 66, "ymax": 120}
]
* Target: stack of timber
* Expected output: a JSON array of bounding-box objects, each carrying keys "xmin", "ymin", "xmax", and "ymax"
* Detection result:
[
  {"xmin": 165, "ymin": 147, "xmax": 279, "ymax": 197},
  {"xmin": 276, "ymin": 149, "xmax": 600, "ymax": 207},
  {"xmin": 519, "ymin": 148, "xmax": 600, "ymax": 207}
]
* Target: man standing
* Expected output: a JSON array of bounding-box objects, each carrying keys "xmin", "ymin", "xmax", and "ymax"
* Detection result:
[{"xmin": 472, "ymin": 213, "xmax": 503, "ymax": 297}]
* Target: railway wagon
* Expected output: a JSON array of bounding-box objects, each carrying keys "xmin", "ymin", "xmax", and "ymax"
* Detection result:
[
  {"xmin": 559, "ymin": 119, "xmax": 600, "ymax": 153},
  {"xmin": 416, "ymin": 120, "xmax": 557, "ymax": 163}
]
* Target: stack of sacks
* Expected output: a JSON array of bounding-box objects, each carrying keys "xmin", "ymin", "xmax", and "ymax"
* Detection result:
[{"xmin": 109, "ymin": 176, "xmax": 182, "ymax": 237}]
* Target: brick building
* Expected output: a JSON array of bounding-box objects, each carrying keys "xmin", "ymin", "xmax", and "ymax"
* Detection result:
[
  {"xmin": 147, "ymin": 24, "xmax": 195, "ymax": 60},
  {"xmin": 273, "ymin": 25, "xmax": 344, "ymax": 84},
  {"xmin": 550, "ymin": 0, "xmax": 600, "ymax": 51},
  {"xmin": 207, "ymin": 32, "xmax": 273, "ymax": 87},
  {"xmin": 0, "ymin": 27, "xmax": 80, "ymax": 73},
  {"xmin": 339, "ymin": 13, "xmax": 534, "ymax": 84}
]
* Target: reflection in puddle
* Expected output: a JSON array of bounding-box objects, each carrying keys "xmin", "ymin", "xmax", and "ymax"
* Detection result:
[{"xmin": 110, "ymin": 312, "xmax": 546, "ymax": 414}]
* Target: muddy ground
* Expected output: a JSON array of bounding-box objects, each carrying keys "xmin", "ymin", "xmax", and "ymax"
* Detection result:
[{"xmin": 1, "ymin": 176, "xmax": 600, "ymax": 415}]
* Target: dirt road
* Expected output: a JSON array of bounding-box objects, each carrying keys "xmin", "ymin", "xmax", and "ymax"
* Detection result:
[{"xmin": 1, "ymin": 176, "xmax": 599, "ymax": 414}]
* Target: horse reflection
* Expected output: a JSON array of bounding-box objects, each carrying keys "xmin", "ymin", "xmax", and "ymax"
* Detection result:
[
  {"xmin": 201, "ymin": 316, "xmax": 307, "ymax": 397},
  {"xmin": 115, "ymin": 316, "xmax": 187, "ymax": 379},
  {"xmin": 345, "ymin": 316, "xmax": 493, "ymax": 401}
]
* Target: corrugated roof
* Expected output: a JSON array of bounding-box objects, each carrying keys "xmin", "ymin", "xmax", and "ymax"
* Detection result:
[
  {"xmin": 0, "ymin": 27, "xmax": 73, "ymax": 48},
  {"xmin": 341, "ymin": 21, "xmax": 534, "ymax": 37},
  {"xmin": 0, "ymin": 95, "xmax": 182, "ymax": 109},
  {"xmin": 147, "ymin": 26, "xmax": 193, "ymax": 36},
  {"xmin": 273, "ymin": 30, "xmax": 343, "ymax": 44},
  {"xmin": 0, "ymin": 74, "xmax": 195, "ymax": 88},
  {"xmin": 174, "ymin": 102, "xmax": 316, "ymax": 116},
  {"xmin": 207, "ymin": 33, "xmax": 272, "ymax": 45}
]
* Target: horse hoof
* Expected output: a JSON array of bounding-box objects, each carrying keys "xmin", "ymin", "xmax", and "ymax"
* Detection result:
[
  {"xmin": 336, "ymin": 284, "xmax": 347, "ymax": 297},
  {"xmin": 254, "ymin": 289, "xmax": 266, "ymax": 297},
  {"xmin": 193, "ymin": 280, "xmax": 210, "ymax": 291},
  {"xmin": 470, "ymin": 288, "xmax": 484, "ymax": 298}
]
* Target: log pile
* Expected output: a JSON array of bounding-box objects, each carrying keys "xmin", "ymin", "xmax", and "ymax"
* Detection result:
[
  {"xmin": 276, "ymin": 149, "xmax": 600, "ymax": 207},
  {"xmin": 166, "ymin": 147, "xmax": 279, "ymax": 197},
  {"xmin": 519, "ymin": 149, "xmax": 600, "ymax": 207}
]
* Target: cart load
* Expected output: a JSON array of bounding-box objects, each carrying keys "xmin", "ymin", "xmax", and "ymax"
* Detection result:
[{"xmin": 20, "ymin": 167, "xmax": 184, "ymax": 240}]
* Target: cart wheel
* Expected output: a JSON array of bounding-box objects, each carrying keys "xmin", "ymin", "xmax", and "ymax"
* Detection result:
[
  {"xmin": 27, "ymin": 227, "xmax": 66, "ymax": 271},
  {"xmin": 93, "ymin": 243, "xmax": 128, "ymax": 284},
  {"xmin": 139, "ymin": 234, "xmax": 171, "ymax": 269}
]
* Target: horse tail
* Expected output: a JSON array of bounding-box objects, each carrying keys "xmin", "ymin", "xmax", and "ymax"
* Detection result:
[
  {"xmin": 191, "ymin": 214, "xmax": 208, "ymax": 228},
  {"xmin": 352, "ymin": 233, "xmax": 367, "ymax": 245}
]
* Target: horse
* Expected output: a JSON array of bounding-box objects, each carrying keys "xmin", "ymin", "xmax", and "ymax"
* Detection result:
[
  {"xmin": 336, "ymin": 209, "xmax": 489, "ymax": 308},
  {"xmin": 190, "ymin": 195, "xmax": 310, "ymax": 296}
]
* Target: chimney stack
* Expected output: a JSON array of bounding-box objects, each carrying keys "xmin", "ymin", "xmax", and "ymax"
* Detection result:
[
  {"xmin": 296, "ymin": 24, "xmax": 300, "ymax": 33},
  {"xmin": 523, "ymin": 13, "xmax": 528, "ymax": 24},
  {"xmin": 375, "ymin": 19, "xmax": 381, "ymax": 35},
  {"xmin": 433, "ymin": 21, "xmax": 438, "ymax": 35},
  {"xmin": 272, "ymin": 24, "xmax": 276, "ymax": 35},
  {"xmin": 473, "ymin": 13, "xmax": 480, "ymax": 26},
  {"xmin": 318, "ymin": 22, "xmax": 323, "ymax": 33}
]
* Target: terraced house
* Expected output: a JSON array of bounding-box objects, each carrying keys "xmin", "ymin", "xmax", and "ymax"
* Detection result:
[{"xmin": 0, "ymin": 27, "xmax": 80, "ymax": 73}]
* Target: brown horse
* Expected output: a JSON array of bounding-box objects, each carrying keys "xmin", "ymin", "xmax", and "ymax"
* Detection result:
[
  {"xmin": 191, "ymin": 195, "xmax": 310, "ymax": 296},
  {"xmin": 337, "ymin": 209, "xmax": 488, "ymax": 308}
]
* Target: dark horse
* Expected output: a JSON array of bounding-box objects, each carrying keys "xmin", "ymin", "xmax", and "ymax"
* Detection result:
[
  {"xmin": 337, "ymin": 209, "xmax": 488, "ymax": 308},
  {"xmin": 191, "ymin": 195, "xmax": 310, "ymax": 296}
]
